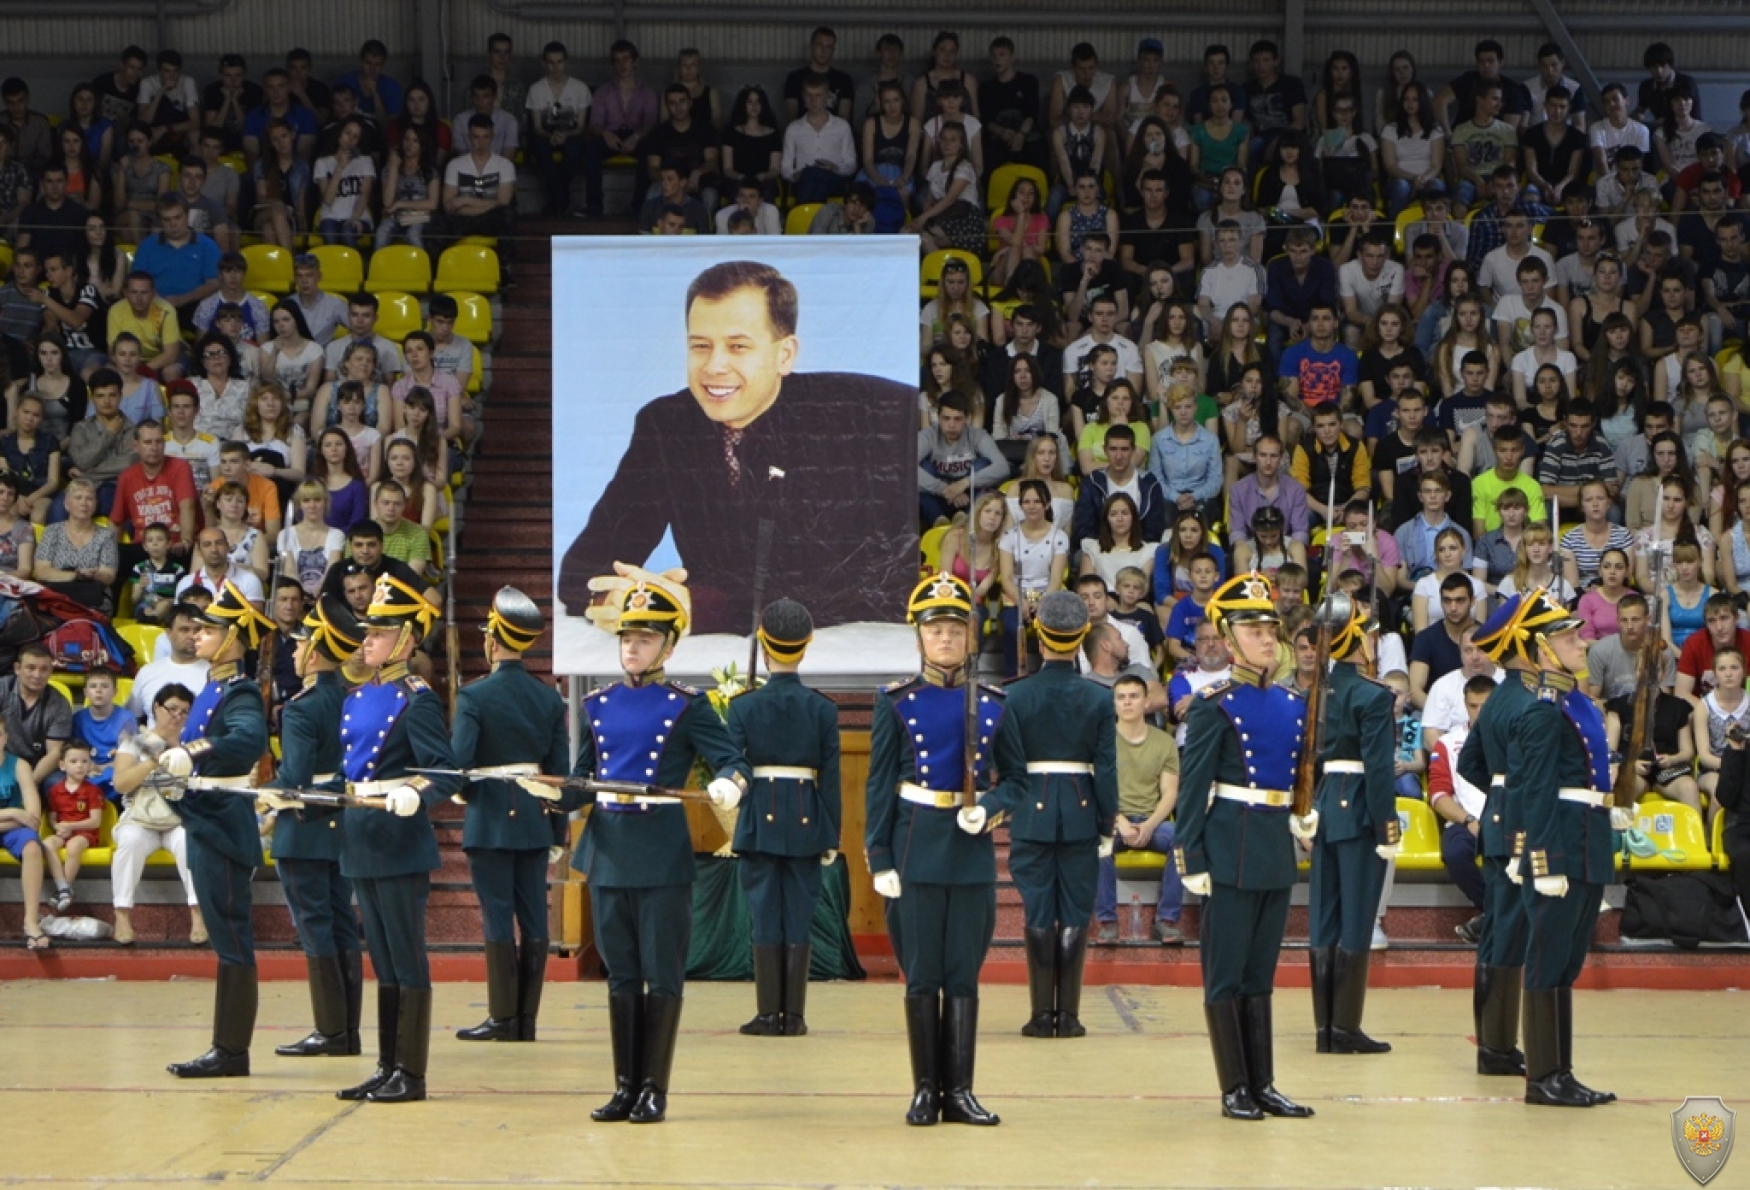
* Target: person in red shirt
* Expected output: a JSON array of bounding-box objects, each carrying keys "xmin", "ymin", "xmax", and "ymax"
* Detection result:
[
  {"xmin": 42, "ymin": 739, "xmax": 102, "ymax": 911},
  {"xmin": 111, "ymin": 419, "xmax": 199, "ymax": 603},
  {"xmin": 1675, "ymin": 592, "xmax": 1750, "ymax": 700}
]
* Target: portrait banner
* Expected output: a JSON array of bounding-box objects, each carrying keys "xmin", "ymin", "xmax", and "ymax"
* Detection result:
[{"xmin": 551, "ymin": 237, "xmax": 923, "ymax": 682}]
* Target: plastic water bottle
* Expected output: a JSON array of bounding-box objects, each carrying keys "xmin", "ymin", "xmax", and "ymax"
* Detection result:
[{"xmin": 1126, "ymin": 893, "xmax": 1144, "ymax": 942}]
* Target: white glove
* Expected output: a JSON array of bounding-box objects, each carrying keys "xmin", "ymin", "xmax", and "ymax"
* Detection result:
[
  {"xmin": 1183, "ymin": 872, "xmax": 1212, "ymax": 897},
  {"xmin": 1097, "ymin": 834, "xmax": 1114, "ymax": 858},
  {"xmin": 1507, "ymin": 856, "xmax": 1524, "ymax": 885},
  {"xmin": 1609, "ymin": 806, "xmax": 1634, "ymax": 832},
  {"xmin": 548, "ymin": 846, "xmax": 566, "ymax": 865},
  {"xmin": 1289, "ymin": 810, "xmax": 1320, "ymax": 841},
  {"xmin": 158, "ymin": 748, "xmax": 193, "ymax": 778},
  {"xmin": 257, "ymin": 788, "xmax": 303, "ymax": 813},
  {"xmin": 707, "ymin": 778, "xmax": 742, "ymax": 809},
  {"xmin": 1375, "ymin": 842, "xmax": 1402, "ymax": 860},
  {"xmin": 517, "ymin": 777, "xmax": 563, "ymax": 802},
  {"xmin": 956, "ymin": 806, "xmax": 987, "ymax": 835},
  {"xmin": 872, "ymin": 869, "xmax": 902, "ymax": 899},
  {"xmin": 384, "ymin": 787, "xmax": 422, "ymax": 817},
  {"xmin": 820, "ymin": 849, "xmax": 838, "ymax": 867},
  {"xmin": 1534, "ymin": 874, "xmax": 1570, "ymax": 898}
]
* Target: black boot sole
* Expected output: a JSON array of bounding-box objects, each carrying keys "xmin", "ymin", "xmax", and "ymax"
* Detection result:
[{"xmin": 275, "ymin": 1032, "xmax": 351, "ymax": 1057}]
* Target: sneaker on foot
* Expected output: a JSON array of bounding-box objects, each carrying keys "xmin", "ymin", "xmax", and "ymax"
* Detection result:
[
  {"xmin": 1455, "ymin": 915, "xmax": 1483, "ymax": 944},
  {"xmin": 1371, "ymin": 922, "xmax": 1389, "ymax": 951},
  {"xmin": 1095, "ymin": 922, "xmax": 1119, "ymax": 945},
  {"xmin": 1153, "ymin": 920, "xmax": 1185, "ymax": 945},
  {"xmin": 52, "ymin": 888, "xmax": 72, "ymax": 913}
]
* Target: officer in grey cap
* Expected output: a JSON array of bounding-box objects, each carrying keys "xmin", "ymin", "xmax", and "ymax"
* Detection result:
[
  {"xmin": 982, "ymin": 589, "xmax": 1119, "ymax": 1039},
  {"xmin": 725, "ymin": 598, "xmax": 842, "ymax": 1037}
]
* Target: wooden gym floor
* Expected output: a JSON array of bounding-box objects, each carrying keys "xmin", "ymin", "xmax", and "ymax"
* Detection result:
[{"xmin": 0, "ymin": 979, "xmax": 1740, "ymax": 1190}]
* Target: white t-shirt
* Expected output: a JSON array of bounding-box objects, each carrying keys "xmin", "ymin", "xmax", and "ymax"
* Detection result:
[
  {"xmin": 129, "ymin": 658, "xmax": 212, "ymax": 725},
  {"xmin": 1421, "ymin": 664, "xmax": 1503, "ymax": 740},
  {"xmin": 1074, "ymin": 617, "xmax": 1151, "ymax": 676},
  {"xmin": 1413, "ymin": 572, "xmax": 1488, "ymax": 617},
  {"xmin": 1197, "ymin": 260, "xmax": 1266, "ymax": 323},
  {"xmin": 1376, "ymin": 632, "xmax": 1408, "ymax": 679},
  {"xmin": 1510, "ymin": 346, "xmax": 1579, "ymax": 388},
  {"xmin": 1065, "ymin": 333, "xmax": 1143, "ymax": 382},
  {"xmin": 1380, "ymin": 123, "xmax": 1444, "ymax": 179},
  {"xmin": 998, "ymin": 524, "xmax": 1069, "ymax": 594},
  {"xmin": 1079, "ymin": 540, "xmax": 1160, "ymax": 595},
  {"xmin": 138, "ymin": 74, "xmax": 201, "ymax": 114},
  {"xmin": 525, "ymin": 77, "xmax": 592, "ymax": 135},
  {"xmin": 1492, "ymin": 294, "xmax": 1570, "ymax": 351},
  {"xmin": 176, "ymin": 566, "xmax": 264, "ymax": 605},
  {"xmin": 444, "ymin": 153, "xmax": 517, "ymax": 203},
  {"xmin": 1337, "ymin": 259, "xmax": 1406, "ymax": 319},
  {"xmin": 313, "ymin": 154, "xmax": 377, "ymax": 223},
  {"xmin": 924, "ymin": 113, "xmax": 983, "ymax": 146},
  {"xmin": 712, "ymin": 202, "xmax": 782, "ymax": 235},
  {"xmin": 1478, "ymin": 245, "xmax": 1555, "ymax": 298},
  {"xmin": 1589, "ymin": 118, "xmax": 1650, "ymax": 169},
  {"xmin": 1524, "ymin": 75, "xmax": 1584, "ymax": 125},
  {"xmin": 1430, "ymin": 725, "xmax": 1489, "ymax": 818}
]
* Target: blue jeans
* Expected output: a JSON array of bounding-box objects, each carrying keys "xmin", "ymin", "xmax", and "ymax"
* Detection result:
[
  {"xmin": 1440, "ymin": 821, "xmax": 1485, "ymax": 910},
  {"xmin": 1394, "ymin": 771, "xmax": 1424, "ymax": 800},
  {"xmin": 316, "ymin": 218, "xmax": 369, "ymax": 248},
  {"xmin": 791, "ymin": 167, "xmax": 847, "ymax": 205},
  {"xmin": 1453, "ymin": 178, "xmax": 1479, "ymax": 208},
  {"xmin": 1095, "ymin": 816, "xmax": 1183, "ymax": 923}
]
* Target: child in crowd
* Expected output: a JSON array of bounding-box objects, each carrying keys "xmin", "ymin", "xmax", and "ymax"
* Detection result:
[
  {"xmin": 1383, "ymin": 670, "xmax": 1427, "ymax": 799},
  {"xmin": 129, "ymin": 523, "xmax": 187, "ymax": 626},
  {"xmin": 1165, "ymin": 552, "xmax": 1223, "ymax": 665},
  {"xmin": 1274, "ymin": 561, "xmax": 1308, "ymax": 607},
  {"xmin": 73, "ymin": 670, "xmax": 137, "ymax": 803},
  {"xmin": 43, "ymin": 740, "xmax": 102, "ymax": 911},
  {"xmin": 1109, "ymin": 565, "xmax": 1165, "ymax": 669}
]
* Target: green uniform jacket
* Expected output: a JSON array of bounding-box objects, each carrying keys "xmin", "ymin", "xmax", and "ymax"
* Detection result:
[
  {"xmin": 1457, "ymin": 673, "xmax": 1534, "ymax": 860},
  {"xmin": 178, "ymin": 676, "xmax": 267, "ymax": 868},
  {"xmin": 982, "ymin": 661, "xmax": 1118, "ymax": 842},
  {"xmin": 1313, "ymin": 663, "xmax": 1399, "ymax": 845},
  {"xmin": 271, "ymin": 671, "xmax": 347, "ymax": 862},
  {"xmin": 1518, "ymin": 674, "xmax": 1617, "ymax": 885},
  {"xmin": 1175, "ymin": 675, "xmax": 1305, "ymax": 890},
  {"xmin": 339, "ymin": 675, "xmax": 463, "ymax": 880},
  {"xmin": 454, "ymin": 660, "xmax": 571, "ymax": 853},
  {"xmin": 567, "ymin": 679, "xmax": 748, "ymax": 889},
  {"xmin": 865, "ymin": 679, "xmax": 1015, "ymax": 885},
  {"xmin": 726, "ymin": 673, "xmax": 842, "ymax": 857}
]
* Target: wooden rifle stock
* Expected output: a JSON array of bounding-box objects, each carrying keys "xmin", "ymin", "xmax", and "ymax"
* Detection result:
[
  {"xmin": 1612, "ymin": 553, "xmax": 1666, "ymax": 808},
  {"xmin": 1292, "ymin": 618, "xmax": 1331, "ymax": 818}
]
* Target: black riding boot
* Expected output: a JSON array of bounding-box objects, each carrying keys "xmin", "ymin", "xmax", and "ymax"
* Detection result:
[
  {"xmin": 1241, "ymin": 994, "xmax": 1314, "ymax": 1117},
  {"xmin": 629, "ymin": 993, "xmax": 683, "ymax": 1123},
  {"xmin": 1476, "ymin": 965, "xmax": 1526, "ymax": 1075},
  {"xmin": 1020, "ymin": 927, "xmax": 1057, "ymax": 1037},
  {"xmin": 590, "ymin": 992, "xmax": 642, "ymax": 1122},
  {"xmin": 277, "ymin": 953, "xmax": 351, "ymax": 1056},
  {"xmin": 781, "ymin": 943, "xmax": 812, "ymax": 1036},
  {"xmin": 341, "ymin": 948, "xmax": 364, "ymax": 1055},
  {"xmin": 1054, "ymin": 926, "xmax": 1089, "ymax": 1038},
  {"xmin": 1556, "ymin": 986, "xmax": 1614, "ymax": 1104},
  {"xmin": 1309, "ymin": 946, "xmax": 1335, "ymax": 1053},
  {"xmin": 1328, "ymin": 949, "xmax": 1391, "ymax": 1054},
  {"xmin": 740, "ymin": 945, "xmax": 784, "ymax": 1036},
  {"xmin": 903, "ymin": 995, "xmax": 940, "ymax": 1126},
  {"xmin": 516, "ymin": 938, "xmax": 549, "ymax": 1041},
  {"xmin": 939, "ymin": 996, "xmax": 999, "ymax": 1125},
  {"xmin": 1523, "ymin": 988, "xmax": 1590, "ymax": 1106},
  {"xmin": 367, "ymin": 986, "xmax": 431, "ymax": 1102},
  {"xmin": 338, "ymin": 985, "xmax": 399, "ymax": 1100},
  {"xmin": 1205, "ymin": 999, "xmax": 1262, "ymax": 1120},
  {"xmin": 169, "ymin": 962, "xmax": 256, "ymax": 1077},
  {"xmin": 456, "ymin": 940, "xmax": 520, "ymax": 1041}
]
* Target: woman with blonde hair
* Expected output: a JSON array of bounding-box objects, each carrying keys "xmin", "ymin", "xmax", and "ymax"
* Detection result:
[
  {"xmin": 941, "ymin": 491, "xmax": 1007, "ymax": 606},
  {"xmin": 1496, "ymin": 522, "xmax": 1577, "ymax": 605},
  {"xmin": 1003, "ymin": 435, "xmax": 1075, "ymax": 526},
  {"xmin": 276, "ymin": 479, "xmax": 346, "ymax": 596}
]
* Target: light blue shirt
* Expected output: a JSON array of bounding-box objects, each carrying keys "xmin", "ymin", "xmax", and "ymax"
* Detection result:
[{"xmin": 1148, "ymin": 425, "xmax": 1224, "ymax": 504}]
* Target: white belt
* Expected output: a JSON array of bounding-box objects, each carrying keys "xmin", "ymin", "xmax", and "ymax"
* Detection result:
[
  {"xmin": 311, "ymin": 772, "xmax": 338, "ymax": 785},
  {"xmin": 1215, "ymin": 782, "xmax": 1293, "ymax": 808},
  {"xmin": 1324, "ymin": 760, "xmax": 1365, "ymax": 775},
  {"xmin": 1027, "ymin": 762, "xmax": 1095, "ymax": 775},
  {"xmin": 1491, "ymin": 774, "xmax": 1505, "ymax": 788},
  {"xmin": 753, "ymin": 766, "xmax": 818, "ymax": 781},
  {"xmin": 186, "ymin": 774, "xmax": 257, "ymax": 790},
  {"xmin": 1558, "ymin": 787, "xmax": 1610, "ymax": 808},
  {"xmin": 597, "ymin": 792, "xmax": 682, "ymax": 807},
  {"xmin": 899, "ymin": 782, "xmax": 961, "ymax": 809},
  {"xmin": 471, "ymin": 763, "xmax": 540, "ymax": 778},
  {"xmin": 347, "ymin": 780, "xmax": 393, "ymax": 798}
]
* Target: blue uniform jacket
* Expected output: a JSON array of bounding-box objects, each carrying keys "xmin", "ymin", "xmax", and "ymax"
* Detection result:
[{"xmin": 339, "ymin": 668, "xmax": 463, "ymax": 880}]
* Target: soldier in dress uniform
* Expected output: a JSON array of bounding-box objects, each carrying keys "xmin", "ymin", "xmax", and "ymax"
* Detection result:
[
  {"xmin": 1508, "ymin": 588, "xmax": 1626, "ymax": 1108},
  {"xmin": 453, "ymin": 587, "xmax": 570, "ymax": 1044},
  {"xmin": 983, "ymin": 590, "xmax": 1117, "ymax": 1040},
  {"xmin": 725, "ymin": 598, "xmax": 842, "ymax": 1038},
  {"xmin": 1175, "ymin": 573, "xmax": 1315, "ymax": 1121},
  {"xmin": 159, "ymin": 580, "xmax": 274, "ymax": 1078},
  {"xmin": 559, "ymin": 575, "xmax": 749, "ymax": 1125},
  {"xmin": 264, "ymin": 595, "xmax": 367, "ymax": 1059},
  {"xmin": 334, "ymin": 575, "xmax": 464, "ymax": 1105},
  {"xmin": 1457, "ymin": 594, "xmax": 1534, "ymax": 1077},
  {"xmin": 1306, "ymin": 594, "xmax": 1401, "ymax": 1055},
  {"xmin": 865, "ymin": 573, "xmax": 1013, "ymax": 1128}
]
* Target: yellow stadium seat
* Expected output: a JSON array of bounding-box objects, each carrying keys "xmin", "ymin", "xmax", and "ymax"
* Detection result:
[
  {"xmin": 1627, "ymin": 796, "xmax": 1712, "ymax": 871},
  {"xmin": 919, "ymin": 524, "xmax": 951, "ymax": 573},
  {"xmin": 366, "ymin": 245, "xmax": 432, "ymax": 295},
  {"xmin": 218, "ymin": 152, "xmax": 247, "ymax": 177},
  {"xmin": 435, "ymin": 244, "xmax": 499, "ymax": 296},
  {"xmin": 986, "ymin": 162, "xmax": 1049, "ymax": 215},
  {"xmin": 0, "ymin": 242, "xmax": 13, "ymax": 279},
  {"xmin": 920, "ymin": 249, "xmax": 984, "ymax": 300},
  {"xmin": 1395, "ymin": 797, "xmax": 1445, "ymax": 871},
  {"xmin": 372, "ymin": 292, "xmax": 424, "ymax": 342},
  {"xmin": 310, "ymin": 244, "xmax": 364, "ymax": 294},
  {"xmin": 1712, "ymin": 810, "xmax": 1730, "ymax": 870},
  {"xmin": 446, "ymin": 292, "xmax": 494, "ymax": 345},
  {"xmin": 465, "ymin": 344, "xmax": 484, "ymax": 396},
  {"xmin": 1392, "ymin": 203, "xmax": 1424, "ymax": 255},
  {"xmin": 112, "ymin": 677, "xmax": 134, "ymax": 708},
  {"xmin": 457, "ymin": 234, "xmax": 499, "ymax": 249},
  {"xmin": 116, "ymin": 622, "xmax": 164, "ymax": 665},
  {"xmin": 785, "ymin": 203, "xmax": 823, "ymax": 235},
  {"xmin": 242, "ymin": 243, "xmax": 294, "ymax": 294},
  {"xmin": 49, "ymin": 677, "xmax": 78, "ymax": 707},
  {"xmin": 1114, "ymin": 850, "xmax": 1167, "ymax": 876}
]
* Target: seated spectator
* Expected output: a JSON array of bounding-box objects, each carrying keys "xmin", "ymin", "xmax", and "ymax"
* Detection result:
[
  {"xmin": 1197, "ymin": 220, "xmax": 1265, "ymax": 332},
  {"xmin": 1094, "ymin": 673, "xmax": 1185, "ymax": 945},
  {"xmin": 1607, "ymin": 688, "xmax": 1701, "ymax": 812},
  {"xmin": 112, "ymin": 122, "xmax": 173, "ymax": 242},
  {"xmin": 175, "ymin": 526, "xmax": 265, "ymax": 608},
  {"xmin": 1396, "ymin": 469, "xmax": 1476, "ymax": 585},
  {"xmin": 392, "ymin": 332, "xmax": 464, "ymax": 446},
  {"xmin": 1409, "ymin": 573, "xmax": 1477, "ymax": 706},
  {"xmin": 312, "ymin": 423, "xmax": 373, "ymax": 531},
  {"xmin": 289, "ymin": 255, "xmax": 348, "ymax": 347},
  {"xmin": 1230, "ymin": 505, "xmax": 1307, "ymax": 581},
  {"xmin": 192, "ymin": 253, "xmax": 268, "ymax": 342},
  {"xmin": 1411, "ymin": 527, "xmax": 1486, "ymax": 630},
  {"xmin": 109, "ymin": 682, "xmax": 202, "ymax": 946},
  {"xmin": 1694, "ymin": 648, "xmax": 1749, "ymax": 810},
  {"xmin": 0, "ymin": 644, "xmax": 72, "ymax": 789},
  {"xmin": 243, "ymin": 67, "xmax": 317, "ymax": 162},
  {"xmin": 1228, "ymin": 435, "xmax": 1310, "ymax": 548},
  {"xmin": 317, "ymin": 518, "xmax": 432, "ymax": 607},
  {"xmin": 1390, "ymin": 427, "xmax": 1473, "ymax": 535},
  {"xmin": 808, "ymin": 182, "xmax": 875, "ymax": 234},
  {"xmin": 132, "ymin": 195, "xmax": 221, "ymax": 322},
  {"xmin": 1001, "ymin": 436, "xmax": 1076, "ymax": 526},
  {"xmin": 323, "ymin": 294, "xmax": 404, "ymax": 383},
  {"xmin": 249, "ymin": 118, "xmax": 312, "ymax": 249},
  {"xmin": 782, "ymin": 72, "xmax": 856, "ymax": 204},
  {"xmin": 1166, "ymin": 615, "xmax": 1232, "ymax": 744},
  {"xmin": 37, "ymin": 251, "xmax": 104, "ymax": 380},
  {"xmin": 128, "ymin": 610, "xmax": 209, "ymax": 723},
  {"xmin": 32, "ymin": 478, "xmax": 116, "ymax": 610},
  {"xmin": 173, "ymin": 157, "xmax": 237, "ymax": 254},
  {"xmin": 0, "ymin": 714, "xmax": 50, "ymax": 952},
  {"xmin": 437, "ymin": 115, "xmax": 517, "ymax": 254},
  {"xmin": 278, "ymin": 479, "xmax": 347, "ymax": 596},
  {"xmin": 1278, "ymin": 304, "xmax": 1358, "ymax": 438},
  {"xmin": 1264, "ymin": 227, "xmax": 1338, "ymax": 357},
  {"xmin": 581, "ymin": 40, "xmax": 658, "ymax": 217},
  {"xmin": 41, "ymin": 738, "xmax": 102, "ymax": 910},
  {"xmin": 917, "ymin": 391, "xmax": 1009, "ymax": 527},
  {"xmin": 713, "ymin": 176, "xmax": 780, "ymax": 236},
  {"xmin": 637, "ymin": 161, "xmax": 710, "ymax": 234},
  {"xmin": 1586, "ymin": 591, "xmax": 1677, "ymax": 705},
  {"xmin": 1077, "ymin": 382, "xmax": 1151, "ymax": 474},
  {"xmin": 1676, "ymin": 593, "xmax": 1750, "ymax": 700},
  {"xmin": 191, "ymin": 333, "xmax": 250, "ymax": 443},
  {"xmin": 994, "ymin": 479, "xmax": 1069, "ymax": 674},
  {"xmin": 160, "ymin": 380, "xmax": 219, "ymax": 492},
  {"xmin": 127, "ymin": 522, "xmax": 186, "ymax": 625},
  {"xmin": 1078, "ymin": 491, "xmax": 1158, "ymax": 595},
  {"xmin": 1163, "ymin": 552, "xmax": 1224, "ymax": 663},
  {"xmin": 17, "ymin": 163, "xmax": 90, "ymax": 265},
  {"xmin": 71, "ymin": 668, "xmax": 132, "ymax": 795},
  {"xmin": 1071, "ymin": 424, "xmax": 1166, "ymax": 546},
  {"xmin": 643, "ymin": 83, "xmax": 719, "ymax": 211},
  {"xmin": 0, "ymin": 472, "xmax": 34, "ymax": 578},
  {"xmin": 6, "ymin": 330, "xmax": 83, "ymax": 450},
  {"xmin": 527, "ymin": 41, "xmax": 591, "ymax": 218},
  {"xmin": 1427, "ymin": 674, "xmax": 1495, "ymax": 926},
  {"xmin": 207, "ymin": 480, "xmax": 270, "ymax": 582},
  {"xmin": 1078, "ymin": 617, "xmax": 1165, "ymax": 712},
  {"xmin": 371, "ymin": 479, "xmax": 434, "ymax": 578},
  {"xmin": 372, "ymin": 126, "xmax": 440, "ymax": 251},
  {"xmin": 378, "ymin": 437, "xmax": 442, "ymax": 530},
  {"xmin": 1559, "ymin": 478, "xmax": 1634, "ymax": 591},
  {"xmin": 59, "ymin": 370, "xmax": 136, "ymax": 518},
  {"xmin": 916, "ymin": 123, "xmax": 984, "ymax": 255},
  {"xmin": 452, "ymin": 75, "xmax": 518, "ymax": 159},
  {"xmin": 107, "ymin": 271, "xmax": 186, "ymax": 382},
  {"xmin": 1147, "ymin": 386, "xmax": 1223, "ymax": 525}
]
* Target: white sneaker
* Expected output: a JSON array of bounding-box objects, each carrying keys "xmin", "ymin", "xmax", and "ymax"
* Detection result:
[{"xmin": 1371, "ymin": 922, "xmax": 1389, "ymax": 951}]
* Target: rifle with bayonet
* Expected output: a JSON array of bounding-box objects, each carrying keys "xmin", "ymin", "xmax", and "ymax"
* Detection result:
[
  {"xmin": 1291, "ymin": 467, "xmax": 1341, "ymax": 818},
  {"xmin": 445, "ymin": 511, "xmax": 460, "ymax": 714},
  {"xmin": 1613, "ymin": 526, "xmax": 1667, "ymax": 808}
]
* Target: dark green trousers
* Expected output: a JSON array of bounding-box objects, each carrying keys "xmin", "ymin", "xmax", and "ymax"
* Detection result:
[
  {"xmin": 592, "ymin": 883, "xmax": 692, "ymax": 997},
  {"xmin": 466, "ymin": 848, "xmax": 550, "ymax": 944},
  {"xmin": 1523, "ymin": 880, "xmax": 1604, "ymax": 990},
  {"xmin": 277, "ymin": 857, "xmax": 359, "ymax": 959},
  {"xmin": 355, "ymin": 873, "xmax": 431, "ymax": 989},
  {"xmin": 739, "ymin": 853, "xmax": 823, "ymax": 946},
  {"xmin": 189, "ymin": 848, "xmax": 256, "ymax": 968},
  {"xmin": 1199, "ymin": 882, "xmax": 1290, "ymax": 1003},
  {"xmin": 1476, "ymin": 856, "xmax": 1529, "ymax": 969},
  {"xmin": 1308, "ymin": 835, "xmax": 1387, "ymax": 952},
  {"xmin": 885, "ymin": 882, "xmax": 995, "ymax": 998},
  {"xmin": 1008, "ymin": 839, "xmax": 1097, "ymax": 930}
]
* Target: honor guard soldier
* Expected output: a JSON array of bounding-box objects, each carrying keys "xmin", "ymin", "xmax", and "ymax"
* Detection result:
[
  {"xmin": 159, "ymin": 580, "xmax": 274, "ymax": 1078},
  {"xmin": 725, "ymin": 598, "xmax": 842, "ymax": 1038},
  {"xmin": 1306, "ymin": 594, "xmax": 1401, "ymax": 1055},
  {"xmin": 983, "ymin": 590, "xmax": 1117, "ymax": 1039},
  {"xmin": 336, "ymin": 576, "xmax": 463, "ymax": 1105},
  {"xmin": 563, "ymin": 576, "xmax": 749, "ymax": 1125},
  {"xmin": 1175, "ymin": 574, "xmax": 1315, "ymax": 1121},
  {"xmin": 1457, "ymin": 594, "xmax": 1535, "ymax": 1077},
  {"xmin": 1508, "ymin": 588, "xmax": 1625, "ymax": 1108},
  {"xmin": 864, "ymin": 574, "xmax": 1015, "ymax": 1128},
  {"xmin": 453, "ymin": 587, "xmax": 570, "ymax": 1043},
  {"xmin": 265, "ymin": 596, "xmax": 368, "ymax": 1058}
]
